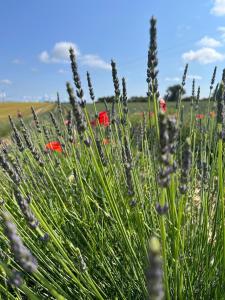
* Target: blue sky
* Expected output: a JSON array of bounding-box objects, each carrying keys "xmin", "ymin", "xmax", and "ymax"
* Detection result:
[{"xmin": 1, "ymin": 0, "xmax": 225, "ymax": 102}]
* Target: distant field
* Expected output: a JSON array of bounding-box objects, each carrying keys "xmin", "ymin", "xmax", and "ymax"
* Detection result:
[
  {"xmin": 65, "ymin": 100, "xmax": 214, "ymax": 124},
  {"xmin": 0, "ymin": 102, "xmax": 55, "ymax": 137}
]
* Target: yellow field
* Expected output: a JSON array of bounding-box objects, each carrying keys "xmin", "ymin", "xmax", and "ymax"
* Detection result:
[
  {"xmin": 0, "ymin": 102, "xmax": 55, "ymax": 137},
  {"xmin": 0, "ymin": 102, "xmax": 54, "ymax": 121}
]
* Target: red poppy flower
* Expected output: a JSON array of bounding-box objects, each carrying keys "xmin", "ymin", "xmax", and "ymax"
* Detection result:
[
  {"xmin": 209, "ymin": 111, "xmax": 216, "ymax": 118},
  {"xmin": 159, "ymin": 99, "xmax": 167, "ymax": 113},
  {"xmin": 196, "ymin": 114, "xmax": 204, "ymax": 120},
  {"xmin": 98, "ymin": 111, "xmax": 110, "ymax": 126},
  {"xmin": 45, "ymin": 141, "xmax": 62, "ymax": 153}
]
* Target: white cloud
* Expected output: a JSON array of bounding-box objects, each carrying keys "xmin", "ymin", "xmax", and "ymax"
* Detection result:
[
  {"xmin": 197, "ymin": 36, "xmax": 222, "ymax": 48},
  {"xmin": 0, "ymin": 79, "xmax": 12, "ymax": 85},
  {"xmin": 39, "ymin": 42, "xmax": 80, "ymax": 63},
  {"xmin": 211, "ymin": 0, "xmax": 225, "ymax": 16},
  {"xmin": 39, "ymin": 41, "xmax": 110, "ymax": 70},
  {"xmin": 58, "ymin": 69, "xmax": 67, "ymax": 74},
  {"xmin": 80, "ymin": 54, "xmax": 111, "ymax": 70},
  {"xmin": 165, "ymin": 77, "xmax": 180, "ymax": 82},
  {"xmin": 12, "ymin": 58, "xmax": 23, "ymax": 64},
  {"xmin": 218, "ymin": 26, "xmax": 225, "ymax": 40},
  {"xmin": 187, "ymin": 75, "xmax": 202, "ymax": 80},
  {"xmin": 182, "ymin": 47, "xmax": 225, "ymax": 64}
]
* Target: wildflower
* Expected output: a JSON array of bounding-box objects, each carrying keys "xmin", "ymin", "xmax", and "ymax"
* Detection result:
[
  {"xmin": 87, "ymin": 72, "xmax": 95, "ymax": 102},
  {"xmin": 96, "ymin": 139, "xmax": 107, "ymax": 166},
  {"xmin": 122, "ymin": 77, "xmax": 128, "ymax": 124},
  {"xmin": 2, "ymin": 211, "xmax": 38, "ymax": 273},
  {"xmin": 64, "ymin": 119, "xmax": 69, "ymax": 125},
  {"xmin": 45, "ymin": 141, "xmax": 62, "ymax": 153},
  {"xmin": 155, "ymin": 203, "xmax": 169, "ymax": 215},
  {"xmin": 182, "ymin": 64, "xmax": 188, "ymax": 86},
  {"xmin": 69, "ymin": 48, "xmax": 85, "ymax": 106},
  {"xmin": 19, "ymin": 117, "xmax": 44, "ymax": 166},
  {"xmin": 147, "ymin": 16, "xmax": 159, "ymax": 98},
  {"xmin": 103, "ymin": 138, "xmax": 110, "ymax": 145},
  {"xmin": 8, "ymin": 270, "xmax": 23, "ymax": 287},
  {"xmin": 57, "ymin": 92, "xmax": 62, "ymax": 115},
  {"xmin": 209, "ymin": 111, "xmax": 216, "ymax": 118},
  {"xmin": 216, "ymin": 82, "xmax": 224, "ymax": 125},
  {"xmin": 159, "ymin": 98, "xmax": 167, "ymax": 113},
  {"xmin": 146, "ymin": 237, "xmax": 164, "ymax": 300},
  {"xmin": 14, "ymin": 188, "xmax": 39, "ymax": 229},
  {"xmin": 99, "ymin": 111, "xmax": 110, "ymax": 126},
  {"xmin": 196, "ymin": 114, "xmax": 204, "ymax": 120},
  {"xmin": 8, "ymin": 116, "xmax": 24, "ymax": 152},
  {"xmin": 50, "ymin": 112, "xmax": 62, "ymax": 137},
  {"xmin": 179, "ymin": 138, "xmax": 192, "ymax": 194},
  {"xmin": 210, "ymin": 66, "xmax": 217, "ymax": 91},
  {"xmin": 66, "ymin": 82, "xmax": 87, "ymax": 138},
  {"xmin": 31, "ymin": 107, "xmax": 42, "ymax": 133}
]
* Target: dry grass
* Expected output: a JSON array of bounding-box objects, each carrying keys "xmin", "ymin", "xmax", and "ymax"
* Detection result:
[{"xmin": 0, "ymin": 102, "xmax": 54, "ymax": 121}]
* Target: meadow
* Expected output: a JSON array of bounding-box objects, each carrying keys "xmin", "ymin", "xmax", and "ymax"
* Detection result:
[
  {"xmin": 0, "ymin": 103, "xmax": 55, "ymax": 138},
  {"xmin": 0, "ymin": 16, "xmax": 224, "ymax": 300}
]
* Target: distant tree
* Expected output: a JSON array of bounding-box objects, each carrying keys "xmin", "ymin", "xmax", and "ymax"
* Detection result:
[
  {"xmin": 128, "ymin": 96, "xmax": 148, "ymax": 102},
  {"xmin": 97, "ymin": 96, "xmax": 114, "ymax": 103},
  {"xmin": 165, "ymin": 84, "xmax": 186, "ymax": 102}
]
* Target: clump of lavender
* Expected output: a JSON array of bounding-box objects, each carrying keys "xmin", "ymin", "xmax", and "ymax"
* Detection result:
[
  {"xmin": 146, "ymin": 237, "xmax": 164, "ymax": 300},
  {"xmin": 8, "ymin": 269, "xmax": 23, "ymax": 288},
  {"xmin": 210, "ymin": 66, "xmax": 217, "ymax": 92},
  {"xmin": 87, "ymin": 72, "xmax": 95, "ymax": 102},
  {"xmin": 2, "ymin": 211, "xmax": 38, "ymax": 273},
  {"xmin": 216, "ymin": 82, "xmax": 224, "ymax": 125},
  {"xmin": 222, "ymin": 68, "xmax": 225, "ymax": 84},
  {"xmin": 147, "ymin": 16, "xmax": 159, "ymax": 99},
  {"xmin": 156, "ymin": 113, "xmax": 178, "ymax": 213},
  {"xmin": 191, "ymin": 79, "xmax": 195, "ymax": 107},
  {"xmin": 122, "ymin": 141, "xmax": 135, "ymax": 197},
  {"xmin": 158, "ymin": 113, "xmax": 171, "ymax": 188},
  {"xmin": 182, "ymin": 64, "xmax": 188, "ymax": 87},
  {"xmin": 69, "ymin": 47, "xmax": 85, "ymax": 107},
  {"xmin": 14, "ymin": 188, "xmax": 39, "ymax": 229},
  {"xmin": 96, "ymin": 138, "xmax": 107, "ymax": 166},
  {"xmin": 50, "ymin": 112, "xmax": 62, "ymax": 137},
  {"xmin": 0, "ymin": 152, "xmax": 20, "ymax": 184},
  {"xmin": 195, "ymin": 86, "xmax": 200, "ymax": 111},
  {"xmin": 57, "ymin": 92, "xmax": 63, "ymax": 115},
  {"xmin": 31, "ymin": 107, "xmax": 42, "ymax": 133},
  {"xmin": 8, "ymin": 116, "xmax": 24, "ymax": 152},
  {"xmin": 67, "ymin": 110, "xmax": 74, "ymax": 143},
  {"xmin": 121, "ymin": 77, "xmax": 128, "ymax": 125},
  {"xmin": 179, "ymin": 138, "xmax": 192, "ymax": 194},
  {"xmin": 212, "ymin": 83, "xmax": 219, "ymax": 109},
  {"xmin": 176, "ymin": 64, "xmax": 188, "ymax": 109},
  {"xmin": 168, "ymin": 116, "xmax": 178, "ymax": 158},
  {"xmin": 111, "ymin": 60, "xmax": 120, "ymax": 123},
  {"xmin": 66, "ymin": 82, "xmax": 87, "ymax": 139},
  {"xmin": 42, "ymin": 125, "xmax": 50, "ymax": 141},
  {"xmin": 20, "ymin": 118, "xmax": 44, "ymax": 166}
]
